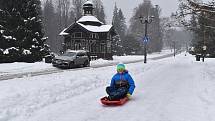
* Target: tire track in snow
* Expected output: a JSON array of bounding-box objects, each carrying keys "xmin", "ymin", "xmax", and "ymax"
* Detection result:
[
  {"xmin": 0, "ymin": 53, "xmax": 177, "ymax": 81},
  {"xmin": 0, "ymin": 69, "xmax": 109, "ymax": 121}
]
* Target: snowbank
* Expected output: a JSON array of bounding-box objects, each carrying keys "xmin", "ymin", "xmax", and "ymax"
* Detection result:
[{"xmin": 0, "ymin": 50, "xmax": 173, "ymax": 76}]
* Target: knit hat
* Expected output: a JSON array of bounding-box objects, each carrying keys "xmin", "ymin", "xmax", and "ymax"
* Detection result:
[{"xmin": 117, "ymin": 63, "xmax": 125, "ymax": 71}]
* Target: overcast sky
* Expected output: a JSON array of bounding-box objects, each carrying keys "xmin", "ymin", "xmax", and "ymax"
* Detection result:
[
  {"xmin": 41, "ymin": 0, "xmax": 211, "ymax": 25},
  {"xmin": 102, "ymin": 0, "xmax": 179, "ymax": 25},
  {"xmin": 102, "ymin": 0, "xmax": 210, "ymax": 25}
]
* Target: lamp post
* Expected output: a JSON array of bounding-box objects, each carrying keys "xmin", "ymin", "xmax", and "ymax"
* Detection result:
[
  {"xmin": 173, "ymin": 41, "xmax": 176, "ymax": 57},
  {"xmin": 138, "ymin": 15, "xmax": 154, "ymax": 63},
  {"xmin": 202, "ymin": 26, "xmax": 207, "ymax": 62},
  {"xmin": 202, "ymin": 11, "xmax": 207, "ymax": 62}
]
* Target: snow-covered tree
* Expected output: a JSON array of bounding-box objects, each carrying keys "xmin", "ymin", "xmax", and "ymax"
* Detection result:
[
  {"xmin": 118, "ymin": 9, "xmax": 127, "ymax": 40},
  {"xmin": 0, "ymin": 0, "xmax": 48, "ymax": 63},
  {"xmin": 43, "ymin": 0, "xmax": 59, "ymax": 52},
  {"xmin": 93, "ymin": 0, "xmax": 106, "ymax": 24},
  {"xmin": 111, "ymin": 4, "xmax": 127, "ymax": 55}
]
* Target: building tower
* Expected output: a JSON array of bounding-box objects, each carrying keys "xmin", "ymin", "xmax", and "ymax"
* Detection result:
[{"xmin": 83, "ymin": 1, "xmax": 94, "ymax": 16}]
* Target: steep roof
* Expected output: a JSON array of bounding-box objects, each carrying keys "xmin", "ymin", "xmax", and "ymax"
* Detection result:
[
  {"xmin": 78, "ymin": 23, "xmax": 112, "ymax": 32},
  {"xmin": 59, "ymin": 28, "xmax": 69, "ymax": 36},
  {"xmin": 77, "ymin": 15, "xmax": 104, "ymax": 25},
  {"xmin": 84, "ymin": 1, "xmax": 93, "ymax": 5},
  {"xmin": 59, "ymin": 14, "xmax": 114, "ymax": 35}
]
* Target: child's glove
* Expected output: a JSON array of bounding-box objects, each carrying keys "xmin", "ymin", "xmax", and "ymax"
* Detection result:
[{"xmin": 126, "ymin": 93, "xmax": 131, "ymax": 99}]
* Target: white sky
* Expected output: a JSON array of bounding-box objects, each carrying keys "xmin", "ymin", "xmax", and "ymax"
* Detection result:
[
  {"xmin": 102, "ymin": 0, "xmax": 179, "ymax": 25},
  {"xmin": 41, "ymin": 0, "xmax": 211, "ymax": 25},
  {"xmin": 102, "ymin": 0, "xmax": 211, "ymax": 25}
]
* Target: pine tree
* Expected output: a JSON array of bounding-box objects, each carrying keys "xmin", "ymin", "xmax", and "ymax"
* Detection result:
[
  {"xmin": 112, "ymin": 3, "xmax": 119, "ymax": 29},
  {"xmin": 128, "ymin": 0, "xmax": 163, "ymax": 53},
  {"xmin": 123, "ymin": 34, "xmax": 142, "ymax": 55},
  {"xmin": 99, "ymin": 5, "xmax": 106, "ymax": 23},
  {"xmin": 0, "ymin": 4, "xmax": 21, "ymax": 62},
  {"xmin": 111, "ymin": 3, "xmax": 121, "ymax": 55},
  {"xmin": 111, "ymin": 4, "xmax": 128, "ymax": 55},
  {"xmin": 93, "ymin": 0, "xmax": 106, "ymax": 24},
  {"xmin": 118, "ymin": 9, "xmax": 127, "ymax": 54},
  {"xmin": 118, "ymin": 9, "xmax": 127, "ymax": 39},
  {"xmin": 43, "ymin": 0, "xmax": 56, "ymax": 52},
  {"xmin": 0, "ymin": 11, "xmax": 7, "ymax": 62},
  {"xmin": 0, "ymin": 0, "xmax": 48, "ymax": 63}
]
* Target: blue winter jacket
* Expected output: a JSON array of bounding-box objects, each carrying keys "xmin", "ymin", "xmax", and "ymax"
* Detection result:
[{"xmin": 110, "ymin": 70, "xmax": 135, "ymax": 95}]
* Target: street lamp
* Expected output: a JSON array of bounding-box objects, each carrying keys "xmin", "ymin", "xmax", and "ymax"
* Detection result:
[
  {"xmin": 173, "ymin": 41, "xmax": 176, "ymax": 57},
  {"xmin": 138, "ymin": 15, "xmax": 154, "ymax": 63}
]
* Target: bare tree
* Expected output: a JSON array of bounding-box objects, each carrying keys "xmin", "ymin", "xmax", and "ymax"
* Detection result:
[{"xmin": 72, "ymin": 0, "xmax": 83, "ymax": 19}]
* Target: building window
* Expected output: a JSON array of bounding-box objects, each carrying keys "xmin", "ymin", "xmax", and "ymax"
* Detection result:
[
  {"xmin": 75, "ymin": 43, "xmax": 81, "ymax": 50},
  {"xmin": 90, "ymin": 33, "xmax": 98, "ymax": 39},
  {"xmin": 74, "ymin": 32, "xmax": 82, "ymax": 38},
  {"xmin": 107, "ymin": 41, "xmax": 111, "ymax": 53},
  {"xmin": 71, "ymin": 40, "xmax": 74, "ymax": 50},
  {"xmin": 71, "ymin": 33, "xmax": 75, "ymax": 38},
  {"xmin": 66, "ymin": 41, "xmax": 71, "ymax": 49},
  {"xmin": 90, "ymin": 43, "xmax": 97, "ymax": 53},
  {"xmin": 90, "ymin": 40, "xmax": 96, "ymax": 53},
  {"xmin": 107, "ymin": 33, "xmax": 109, "ymax": 39},
  {"xmin": 100, "ymin": 43, "xmax": 106, "ymax": 53},
  {"xmin": 82, "ymin": 40, "xmax": 86, "ymax": 50}
]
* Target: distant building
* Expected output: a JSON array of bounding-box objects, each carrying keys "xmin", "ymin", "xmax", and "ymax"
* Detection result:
[{"xmin": 59, "ymin": 1, "xmax": 117, "ymax": 60}]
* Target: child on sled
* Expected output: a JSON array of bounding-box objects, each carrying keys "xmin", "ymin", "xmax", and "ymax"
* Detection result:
[{"xmin": 106, "ymin": 63, "xmax": 135, "ymax": 100}]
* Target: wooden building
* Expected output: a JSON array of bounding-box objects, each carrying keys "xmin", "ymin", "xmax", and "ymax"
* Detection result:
[{"xmin": 59, "ymin": 1, "xmax": 117, "ymax": 60}]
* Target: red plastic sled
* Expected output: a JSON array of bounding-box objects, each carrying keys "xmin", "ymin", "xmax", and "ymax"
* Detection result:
[{"xmin": 100, "ymin": 96, "xmax": 129, "ymax": 106}]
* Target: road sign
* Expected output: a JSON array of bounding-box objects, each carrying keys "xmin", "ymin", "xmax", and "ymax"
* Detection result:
[
  {"xmin": 143, "ymin": 36, "xmax": 149, "ymax": 43},
  {"xmin": 203, "ymin": 45, "xmax": 207, "ymax": 51}
]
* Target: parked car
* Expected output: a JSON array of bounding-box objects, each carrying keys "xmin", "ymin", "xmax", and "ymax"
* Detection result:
[
  {"xmin": 44, "ymin": 52, "xmax": 58, "ymax": 63},
  {"xmin": 52, "ymin": 50, "xmax": 90, "ymax": 68}
]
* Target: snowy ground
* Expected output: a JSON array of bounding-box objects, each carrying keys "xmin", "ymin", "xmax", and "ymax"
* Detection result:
[
  {"xmin": 0, "ymin": 49, "xmax": 173, "ymax": 76},
  {"xmin": 1, "ymin": 51, "xmax": 215, "ymax": 121}
]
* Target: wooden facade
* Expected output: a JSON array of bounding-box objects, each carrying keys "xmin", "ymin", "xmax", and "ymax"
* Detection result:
[{"xmin": 59, "ymin": 1, "xmax": 117, "ymax": 60}]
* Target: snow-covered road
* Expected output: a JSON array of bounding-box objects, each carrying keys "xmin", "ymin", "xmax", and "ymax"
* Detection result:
[
  {"xmin": 0, "ymin": 50, "xmax": 174, "ymax": 81},
  {"xmin": 1, "ymin": 52, "xmax": 215, "ymax": 121}
]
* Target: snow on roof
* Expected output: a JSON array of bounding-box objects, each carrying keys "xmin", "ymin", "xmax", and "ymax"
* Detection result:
[
  {"xmin": 59, "ymin": 15, "xmax": 113, "ymax": 35},
  {"xmin": 22, "ymin": 49, "xmax": 32, "ymax": 55},
  {"xmin": 66, "ymin": 49, "xmax": 88, "ymax": 53},
  {"xmin": 59, "ymin": 28, "xmax": 69, "ymax": 36},
  {"xmin": 77, "ymin": 15, "xmax": 103, "ymax": 24},
  {"xmin": 0, "ymin": 30, "xmax": 4, "ymax": 34},
  {"xmin": 84, "ymin": 1, "xmax": 93, "ymax": 5},
  {"xmin": 78, "ymin": 23, "xmax": 112, "ymax": 32}
]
